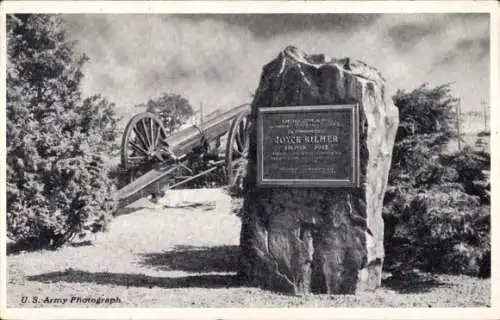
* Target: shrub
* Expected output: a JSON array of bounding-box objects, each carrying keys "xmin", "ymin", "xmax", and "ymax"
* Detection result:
[
  {"xmin": 389, "ymin": 84, "xmax": 458, "ymax": 188},
  {"xmin": 7, "ymin": 14, "xmax": 120, "ymax": 248},
  {"xmin": 384, "ymin": 84, "xmax": 490, "ymax": 277},
  {"xmin": 442, "ymin": 147, "xmax": 490, "ymax": 203},
  {"xmin": 386, "ymin": 188, "xmax": 489, "ymax": 276}
]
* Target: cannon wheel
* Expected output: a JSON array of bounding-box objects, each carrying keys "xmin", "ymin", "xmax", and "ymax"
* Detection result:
[
  {"xmin": 225, "ymin": 110, "xmax": 251, "ymax": 185},
  {"xmin": 121, "ymin": 112, "xmax": 170, "ymax": 170}
]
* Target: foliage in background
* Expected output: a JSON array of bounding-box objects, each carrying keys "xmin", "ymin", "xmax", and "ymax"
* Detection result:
[
  {"xmin": 384, "ymin": 84, "xmax": 490, "ymax": 277},
  {"xmin": 6, "ymin": 14, "xmax": 120, "ymax": 249},
  {"xmin": 136, "ymin": 93, "xmax": 194, "ymax": 134}
]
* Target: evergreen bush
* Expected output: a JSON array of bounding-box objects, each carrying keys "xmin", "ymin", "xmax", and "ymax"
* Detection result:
[
  {"xmin": 384, "ymin": 84, "xmax": 490, "ymax": 277},
  {"xmin": 7, "ymin": 14, "xmax": 120, "ymax": 248}
]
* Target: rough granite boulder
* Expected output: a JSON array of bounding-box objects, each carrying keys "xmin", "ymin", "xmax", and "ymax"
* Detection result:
[{"xmin": 238, "ymin": 46, "xmax": 399, "ymax": 295}]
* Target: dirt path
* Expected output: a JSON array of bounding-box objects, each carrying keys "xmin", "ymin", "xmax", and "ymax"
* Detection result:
[{"xmin": 7, "ymin": 188, "xmax": 490, "ymax": 308}]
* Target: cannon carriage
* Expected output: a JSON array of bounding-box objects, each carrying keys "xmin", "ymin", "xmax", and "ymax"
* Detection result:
[{"xmin": 114, "ymin": 103, "xmax": 251, "ymax": 209}]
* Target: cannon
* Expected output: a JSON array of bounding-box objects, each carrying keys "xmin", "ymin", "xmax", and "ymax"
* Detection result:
[{"xmin": 113, "ymin": 103, "xmax": 251, "ymax": 209}]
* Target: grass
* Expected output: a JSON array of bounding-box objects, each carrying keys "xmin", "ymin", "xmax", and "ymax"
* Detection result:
[{"xmin": 7, "ymin": 189, "xmax": 490, "ymax": 308}]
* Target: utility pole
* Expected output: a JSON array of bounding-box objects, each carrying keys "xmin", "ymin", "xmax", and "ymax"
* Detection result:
[
  {"xmin": 481, "ymin": 100, "xmax": 489, "ymax": 132},
  {"xmin": 199, "ymin": 102, "xmax": 204, "ymax": 129},
  {"xmin": 456, "ymin": 99, "xmax": 462, "ymax": 151}
]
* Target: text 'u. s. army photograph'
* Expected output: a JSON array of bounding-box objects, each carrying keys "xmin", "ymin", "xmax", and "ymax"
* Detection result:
[{"xmin": 1, "ymin": 1, "xmax": 498, "ymax": 319}]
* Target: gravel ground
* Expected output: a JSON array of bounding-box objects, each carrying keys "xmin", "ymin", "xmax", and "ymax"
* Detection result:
[{"xmin": 7, "ymin": 189, "xmax": 490, "ymax": 308}]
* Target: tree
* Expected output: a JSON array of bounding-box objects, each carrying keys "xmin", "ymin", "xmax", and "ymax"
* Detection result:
[
  {"xmin": 7, "ymin": 14, "xmax": 120, "ymax": 248},
  {"xmin": 136, "ymin": 93, "xmax": 194, "ymax": 134}
]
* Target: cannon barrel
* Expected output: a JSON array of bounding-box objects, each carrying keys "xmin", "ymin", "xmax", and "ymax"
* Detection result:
[{"xmin": 165, "ymin": 103, "xmax": 250, "ymax": 157}]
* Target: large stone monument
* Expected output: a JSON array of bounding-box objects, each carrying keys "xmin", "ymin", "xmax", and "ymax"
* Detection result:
[{"xmin": 238, "ymin": 46, "xmax": 399, "ymax": 294}]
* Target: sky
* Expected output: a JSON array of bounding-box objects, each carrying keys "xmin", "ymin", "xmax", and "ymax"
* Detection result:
[{"xmin": 63, "ymin": 13, "xmax": 490, "ymax": 132}]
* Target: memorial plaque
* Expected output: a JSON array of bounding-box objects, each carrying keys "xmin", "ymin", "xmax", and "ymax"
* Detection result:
[{"xmin": 257, "ymin": 104, "xmax": 359, "ymax": 187}]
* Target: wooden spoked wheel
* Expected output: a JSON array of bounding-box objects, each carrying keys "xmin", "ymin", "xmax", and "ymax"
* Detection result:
[
  {"xmin": 121, "ymin": 112, "xmax": 171, "ymax": 172},
  {"xmin": 225, "ymin": 110, "xmax": 251, "ymax": 186}
]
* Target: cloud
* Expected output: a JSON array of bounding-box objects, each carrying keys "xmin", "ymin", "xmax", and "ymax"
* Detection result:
[
  {"xmin": 436, "ymin": 35, "xmax": 490, "ymax": 67},
  {"xmin": 176, "ymin": 14, "xmax": 380, "ymax": 39},
  {"xmin": 456, "ymin": 36, "xmax": 490, "ymax": 58},
  {"xmin": 63, "ymin": 13, "xmax": 490, "ymax": 127},
  {"xmin": 386, "ymin": 21, "xmax": 443, "ymax": 52}
]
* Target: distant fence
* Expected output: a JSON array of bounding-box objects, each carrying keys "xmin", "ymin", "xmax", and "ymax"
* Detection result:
[
  {"xmin": 461, "ymin": 108, "xmax": 490, "ymax": 133},
  {"xmin": 455, "ymin": 101, "xmax": 489, "ymax": 151}
]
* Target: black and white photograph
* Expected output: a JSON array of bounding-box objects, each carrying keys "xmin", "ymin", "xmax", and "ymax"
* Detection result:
[{"xmin": 1, "ymin": 1, "xmax": 498, "ymax": 319}]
